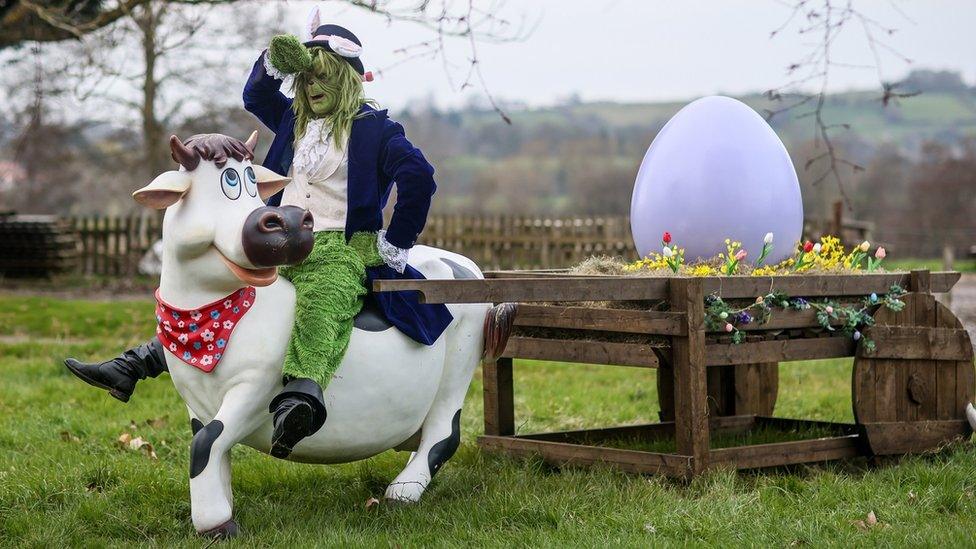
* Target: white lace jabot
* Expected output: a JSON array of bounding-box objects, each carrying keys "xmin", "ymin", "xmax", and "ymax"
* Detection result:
[{"xmin": 281, "ymin": 118, "xmax": 410, "ymax": 272}]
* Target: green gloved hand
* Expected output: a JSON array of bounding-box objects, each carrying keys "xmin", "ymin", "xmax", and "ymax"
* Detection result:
[{"xmin": 268, "ymin": 34, "xmax": 312, "ymax": 75}]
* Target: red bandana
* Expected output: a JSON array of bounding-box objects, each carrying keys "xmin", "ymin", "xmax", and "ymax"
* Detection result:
[{"xmin": 155, "ymin": 287, "xmax": 256, "ymax": 372}]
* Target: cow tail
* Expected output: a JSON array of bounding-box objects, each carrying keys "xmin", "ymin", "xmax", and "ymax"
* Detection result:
[{"xmin": 481, "ymin": 303, "xmax": 517, "ymax": 362}]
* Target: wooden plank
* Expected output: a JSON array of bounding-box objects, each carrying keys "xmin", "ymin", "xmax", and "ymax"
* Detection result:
[
  {"xmin": 732, "ymin": 308, "xmax": 843, "ymax": 331},
  {"xmin": 374, "ymin": 272, "xmax": 961, "ymax": 304},
  {"xmin": 483, "ymin": 358, "xmax": 515, "ymax": 436},
  {"xmin": 477, "ymin": 435, "xmax": 691, "ymax": 477},
  {"xmin": 502, "ymin": 337, "xmax": 660, "ymax": 368},
  {"xmin": 513, "ymin": 304, "xmax": 686, "ymax": 335},
  {"xmin": 860, "ymin": 326, "xmax": 973, "ymax": 361},
  {"xmin": 709, "ymin": 435, "xmax": 861, "ymax": 469},
  {"xmin": 375, "ymin": 276, "xmax": 670, "ymax": 303},
  {"xmin": 670, "ymin": 278, "xmax": 710, "ymax": 476},
  {"xmin": 754, "ymin": 416, "xmax": 856, "ymax": 435},
  {"xmin": 705, "ymin": 337, "xmax": 855, "ymax": 366},
  {"xmin": 518, "ymin": 415, "xmax": 757, "ymax": 445},
  {"xmin": 734, "ymin": 363, "xmax": 761, "ymax": 415},
  {"xmin": 700, "ymin": 272, "xmax": 959, "ymax": 298},
  {"xmin": 860, "ymin": 420, "xmax": 971, "ymax": 455}
]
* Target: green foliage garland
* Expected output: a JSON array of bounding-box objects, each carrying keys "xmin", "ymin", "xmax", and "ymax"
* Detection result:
[{"xmin": 703, "ymin": 285, "xmax": 907, "ymax": 350}]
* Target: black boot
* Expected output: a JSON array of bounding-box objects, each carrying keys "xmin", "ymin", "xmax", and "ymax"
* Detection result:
[
  {"xmin": 269, "ymin": 377, "xmax": 327, "ymax": 459},
  {"xmin": 64, "ymin": 339, "xmax": 168, "ymax": 403}
]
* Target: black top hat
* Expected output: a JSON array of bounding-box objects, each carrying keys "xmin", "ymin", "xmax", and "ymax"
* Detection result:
[{"xmin": 304, "ymin": 24, "xmax": 365, "ymax": 76}]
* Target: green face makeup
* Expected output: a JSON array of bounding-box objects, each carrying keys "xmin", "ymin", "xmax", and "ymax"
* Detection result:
[
  {"xmin": 306, "ymin": 78, "xmax": 340, "ymax": 116},
  {"xmin": 292, "ymin": 47, "xmax": 371, "ymax": 149}
]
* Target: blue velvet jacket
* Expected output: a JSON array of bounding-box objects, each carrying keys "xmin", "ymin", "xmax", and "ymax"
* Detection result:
[{"xmin": 243, "ymin": 53, "xmax": 452, "ymax": 345}]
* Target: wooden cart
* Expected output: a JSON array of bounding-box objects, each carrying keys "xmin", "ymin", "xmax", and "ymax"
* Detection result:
[{"xmin": 375, "ymin": 270, "xmax": 974, "ymax": 478}]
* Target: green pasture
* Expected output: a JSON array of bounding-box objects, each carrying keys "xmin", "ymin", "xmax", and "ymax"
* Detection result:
[{"xmin": 1, "ymin": 294, "xmax": 975, "ymax": 547}]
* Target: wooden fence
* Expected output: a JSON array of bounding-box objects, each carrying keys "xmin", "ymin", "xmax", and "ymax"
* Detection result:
[
  {"xmin": 64, "ymin": 214, "xmax": 871, "ymax": 276},
  {"xmin": 71, "ymin": 215, "xmax": 161, "ymax": 277}
]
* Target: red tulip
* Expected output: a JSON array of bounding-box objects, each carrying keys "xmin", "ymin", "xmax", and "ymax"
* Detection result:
[
  {"xmin": 802, "ymin": 241, "xmax": 814, "ymax": 253},
  {"xmin": 662, "ymin": 232, "xmax": 672, "ymax": 244}
]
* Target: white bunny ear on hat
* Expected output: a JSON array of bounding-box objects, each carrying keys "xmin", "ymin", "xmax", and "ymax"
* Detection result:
[{"xmin": 306, "ymin": 5, "xmax": 322, "ymax": 40}]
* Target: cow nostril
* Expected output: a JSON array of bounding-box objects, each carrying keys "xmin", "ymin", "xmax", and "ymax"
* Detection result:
[
  {"xmin": 258, "ymin": 212, "xmax": 285, "ymax": 233},
  {"xmin": 302, "ymin": 210, "xmax": 314, "ymax": 230}
]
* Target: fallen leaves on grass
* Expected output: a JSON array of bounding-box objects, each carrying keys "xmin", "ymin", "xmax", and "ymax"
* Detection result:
[
  {"xmin": 853, "ymin": 510, "xmax": 887, "ymax": 531},
  {"xmin": 60, "ymin": 431, "xmax": 80, "ymax": 443},
  {"xmin": 145, "ymin": 416, "xmax": 168, "ymax": 429},
  {"xmin": 117, "ymin": 432, "xmax": 158, "ymax": 460},
  {"xmin": 365, "ymin": 497, "xmax": 381, "ymax": 511}
]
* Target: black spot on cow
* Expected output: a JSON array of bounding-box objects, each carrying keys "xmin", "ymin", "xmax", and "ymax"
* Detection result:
[
  {"xmin": 427, "ymin": 409, "xmax": 461, "ymax": 478},
  {"xmin": 190, "ymin": 417, "xmax": 204, "ymax": 435},
  {"xmin": 190, "ymin": 420, "xmax": 223, "ymax": 479},
  {"xmin": 440, "ymin": 258, "xmax": 478, "ymax": 280},
  {"xmin": 353, "ymin": 298, "xmax": 393, "ymax": 332}
]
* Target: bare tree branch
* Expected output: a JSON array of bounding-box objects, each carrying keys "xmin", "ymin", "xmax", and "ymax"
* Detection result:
[{"xmin": 766, "ymin": 0, "xmax": 915, "ymax": 208}]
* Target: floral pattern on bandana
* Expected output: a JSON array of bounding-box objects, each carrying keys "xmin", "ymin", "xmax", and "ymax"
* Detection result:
[{"xmin": 155, "ymin": 287, "xmax": 256, "ymax": 373}]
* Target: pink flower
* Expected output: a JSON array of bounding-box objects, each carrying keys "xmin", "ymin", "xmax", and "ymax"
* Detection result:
[
  {"xmin": 178, "ymin": 333, "xmax": 189, "ymax": 344},
  {"xmin": 734, "ymin": 249, "xmax": 747, "ymax": 261},
  {"xmin": 190, "ymin": 310, "xmax": 202, "ymax": 321},
  {"xmin": 875, "ymin": 247, "xmax": 886, "ymax": 259},
  {"xmin": 725, "ymin": 323, "xmax": 734, "ymax": 332},
  {"xmin": 224, "ymin": 299, "xmax": 233, "ymax": 309},
  {"xmin": 200, "ymin": 355, "xmax": 213, "ymax": 366},
  {"xmin": 169, "ymin": 343, "xmax": 177, "ymax": 352},
  {"xmin": 825, "ymin": 306, "xmax": 834, "ymax": 314},
  {"xmin": 201, "ymin": 329, "xmax": 214, "ymax": 342},
  {"xmin": 222, "ymin": 320, "xmax": 234, "ymax": 330}
]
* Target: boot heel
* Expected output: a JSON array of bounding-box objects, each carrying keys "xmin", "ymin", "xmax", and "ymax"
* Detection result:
[{"xmin": 270, "ymin": 401, "xmax": 314, "ymax": 459}]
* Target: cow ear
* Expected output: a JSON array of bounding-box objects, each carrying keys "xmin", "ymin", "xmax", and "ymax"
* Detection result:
[
  {"xmin": 251, "ymin": 164, "xmax": 291, "ymax": 201},
  {"xmin": 133, "ymin": 170, "xmax": 191, "ymax": 209}
]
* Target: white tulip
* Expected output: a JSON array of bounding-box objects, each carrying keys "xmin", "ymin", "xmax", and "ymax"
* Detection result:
[
  {"xmin": 812, "ymin": 243, "xmax": 822, "ymax": 254},
  {"xmin": 764, "ymin": 232, "xmax": 774, "ymax": 244},
  {"xmin": 662, "ymin": 246, "xmax": 674, "ymax": 258}
]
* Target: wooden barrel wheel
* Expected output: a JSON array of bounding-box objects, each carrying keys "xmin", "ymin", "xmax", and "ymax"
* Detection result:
[
  {"xmin": 852, "ymin": 292, "xmax": 975, "ymax": 455},
  {"xmin": 656, "ymin": 349, "xmax": 778, "ymax": 420}
]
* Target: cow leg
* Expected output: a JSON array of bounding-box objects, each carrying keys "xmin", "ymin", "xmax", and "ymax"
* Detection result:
[
  {"xmin": 188, "ymin": 385, "xmax": 267, "ymax": 538},
  {"xmin": 385, "ymin": 307, "xmax": 485, "ymax": 503}
]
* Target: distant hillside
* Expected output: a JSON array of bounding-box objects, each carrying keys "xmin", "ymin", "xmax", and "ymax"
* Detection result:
[
  {"xmin": 452, "ymin": 89, "xmax": 976, "ymax": 153},
  {"xmin": 398, "ymin": 76, "xmax": 976, "ymax": 217}
]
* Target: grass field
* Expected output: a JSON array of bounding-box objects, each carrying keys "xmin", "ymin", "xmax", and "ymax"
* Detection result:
[{"xmin": 2, "ymin": 294, "xmax": 976, "ymax": 547}]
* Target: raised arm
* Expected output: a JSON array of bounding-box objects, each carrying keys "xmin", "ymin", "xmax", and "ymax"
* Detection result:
[
  {"xmin": 377, "ymin": 119, "xmax": 437, "ymax": 272},
  {"xmin": 242, "ymin": 51, "xmax": 293, "ymax": 131}
]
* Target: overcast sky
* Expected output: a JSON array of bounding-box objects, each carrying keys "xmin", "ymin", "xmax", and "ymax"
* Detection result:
[{"xmin": 279, "ymin": 0, "xmax": 976, "ymax": 110}]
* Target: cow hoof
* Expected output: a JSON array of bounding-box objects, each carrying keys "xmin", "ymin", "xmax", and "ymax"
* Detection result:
[
  {"xmin": 384, "ymin": 482, "xmax": 424, "ymax": 504},
  {"xmin": 200, "ymin": 519, "xmax": 240, "ymax": 540}
]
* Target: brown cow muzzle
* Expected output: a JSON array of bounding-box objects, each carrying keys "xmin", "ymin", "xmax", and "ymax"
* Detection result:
[{"xmin": 242, "ymin": 206, "xmax": 314, "ymax": 267}]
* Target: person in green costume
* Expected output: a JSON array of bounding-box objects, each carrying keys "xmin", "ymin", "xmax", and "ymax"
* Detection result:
[{"xmin": 252, "ymin": 25, "xmax": 445, "ymax": 458}]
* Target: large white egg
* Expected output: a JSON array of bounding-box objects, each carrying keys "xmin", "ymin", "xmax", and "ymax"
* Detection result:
[{"xmin": 630, "ymin": 96, "xmax": 803, "ymax": 265}]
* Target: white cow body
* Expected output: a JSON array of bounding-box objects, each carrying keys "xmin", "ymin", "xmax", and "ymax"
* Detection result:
[
  {"xmin": 137, "ymin": 135, "xmax": 491, "ymax": 536},
  {"xmin": 166, "ymin": 246, "xmax": 485, "ymax": 465}
]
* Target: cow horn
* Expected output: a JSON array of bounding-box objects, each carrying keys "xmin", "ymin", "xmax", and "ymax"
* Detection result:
[
  {"xmin": 169, "ymin": 135, "xmax": 200, "ymax": 170},
  {"xmin": 244, "ymin": 130, "xmax": 258, "ymax": 154}
]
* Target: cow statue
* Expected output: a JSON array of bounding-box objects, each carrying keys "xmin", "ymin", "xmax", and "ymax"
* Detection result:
[{"xmin": 133, "ymin": 132, "xmax": 513, "ymax": 538}]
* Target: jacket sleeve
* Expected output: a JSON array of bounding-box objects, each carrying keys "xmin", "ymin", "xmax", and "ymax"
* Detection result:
[
  {"xmin": 379, "ymin": 119, "xmax": 437, "ymax": 250},
  {"xmin": 242, "ymin": 51, "xmax": 292, "ymax": 131}
]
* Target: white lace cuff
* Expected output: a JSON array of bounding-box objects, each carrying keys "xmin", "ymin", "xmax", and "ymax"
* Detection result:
[
  {"xmin": 262, "ymin": 50, "xmax": 287, "ymax": 81},
  {"xmin": 377, "ymin": 230, "xmax": 409, "ymax": 273}
]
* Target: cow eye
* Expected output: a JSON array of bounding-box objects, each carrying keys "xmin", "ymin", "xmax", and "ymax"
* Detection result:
[
  {"xmin": 221, "ymin": 168, "xmax": 241, "ymax": 200},
  {"xmin": 243, "ymin": 166, "xmax": 258, "ymax": 197}
]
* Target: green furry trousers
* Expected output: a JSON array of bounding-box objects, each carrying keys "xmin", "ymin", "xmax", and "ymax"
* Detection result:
[{"xmin": 279, "ymin": 231, "xmax": 383, "ymax": 388}]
